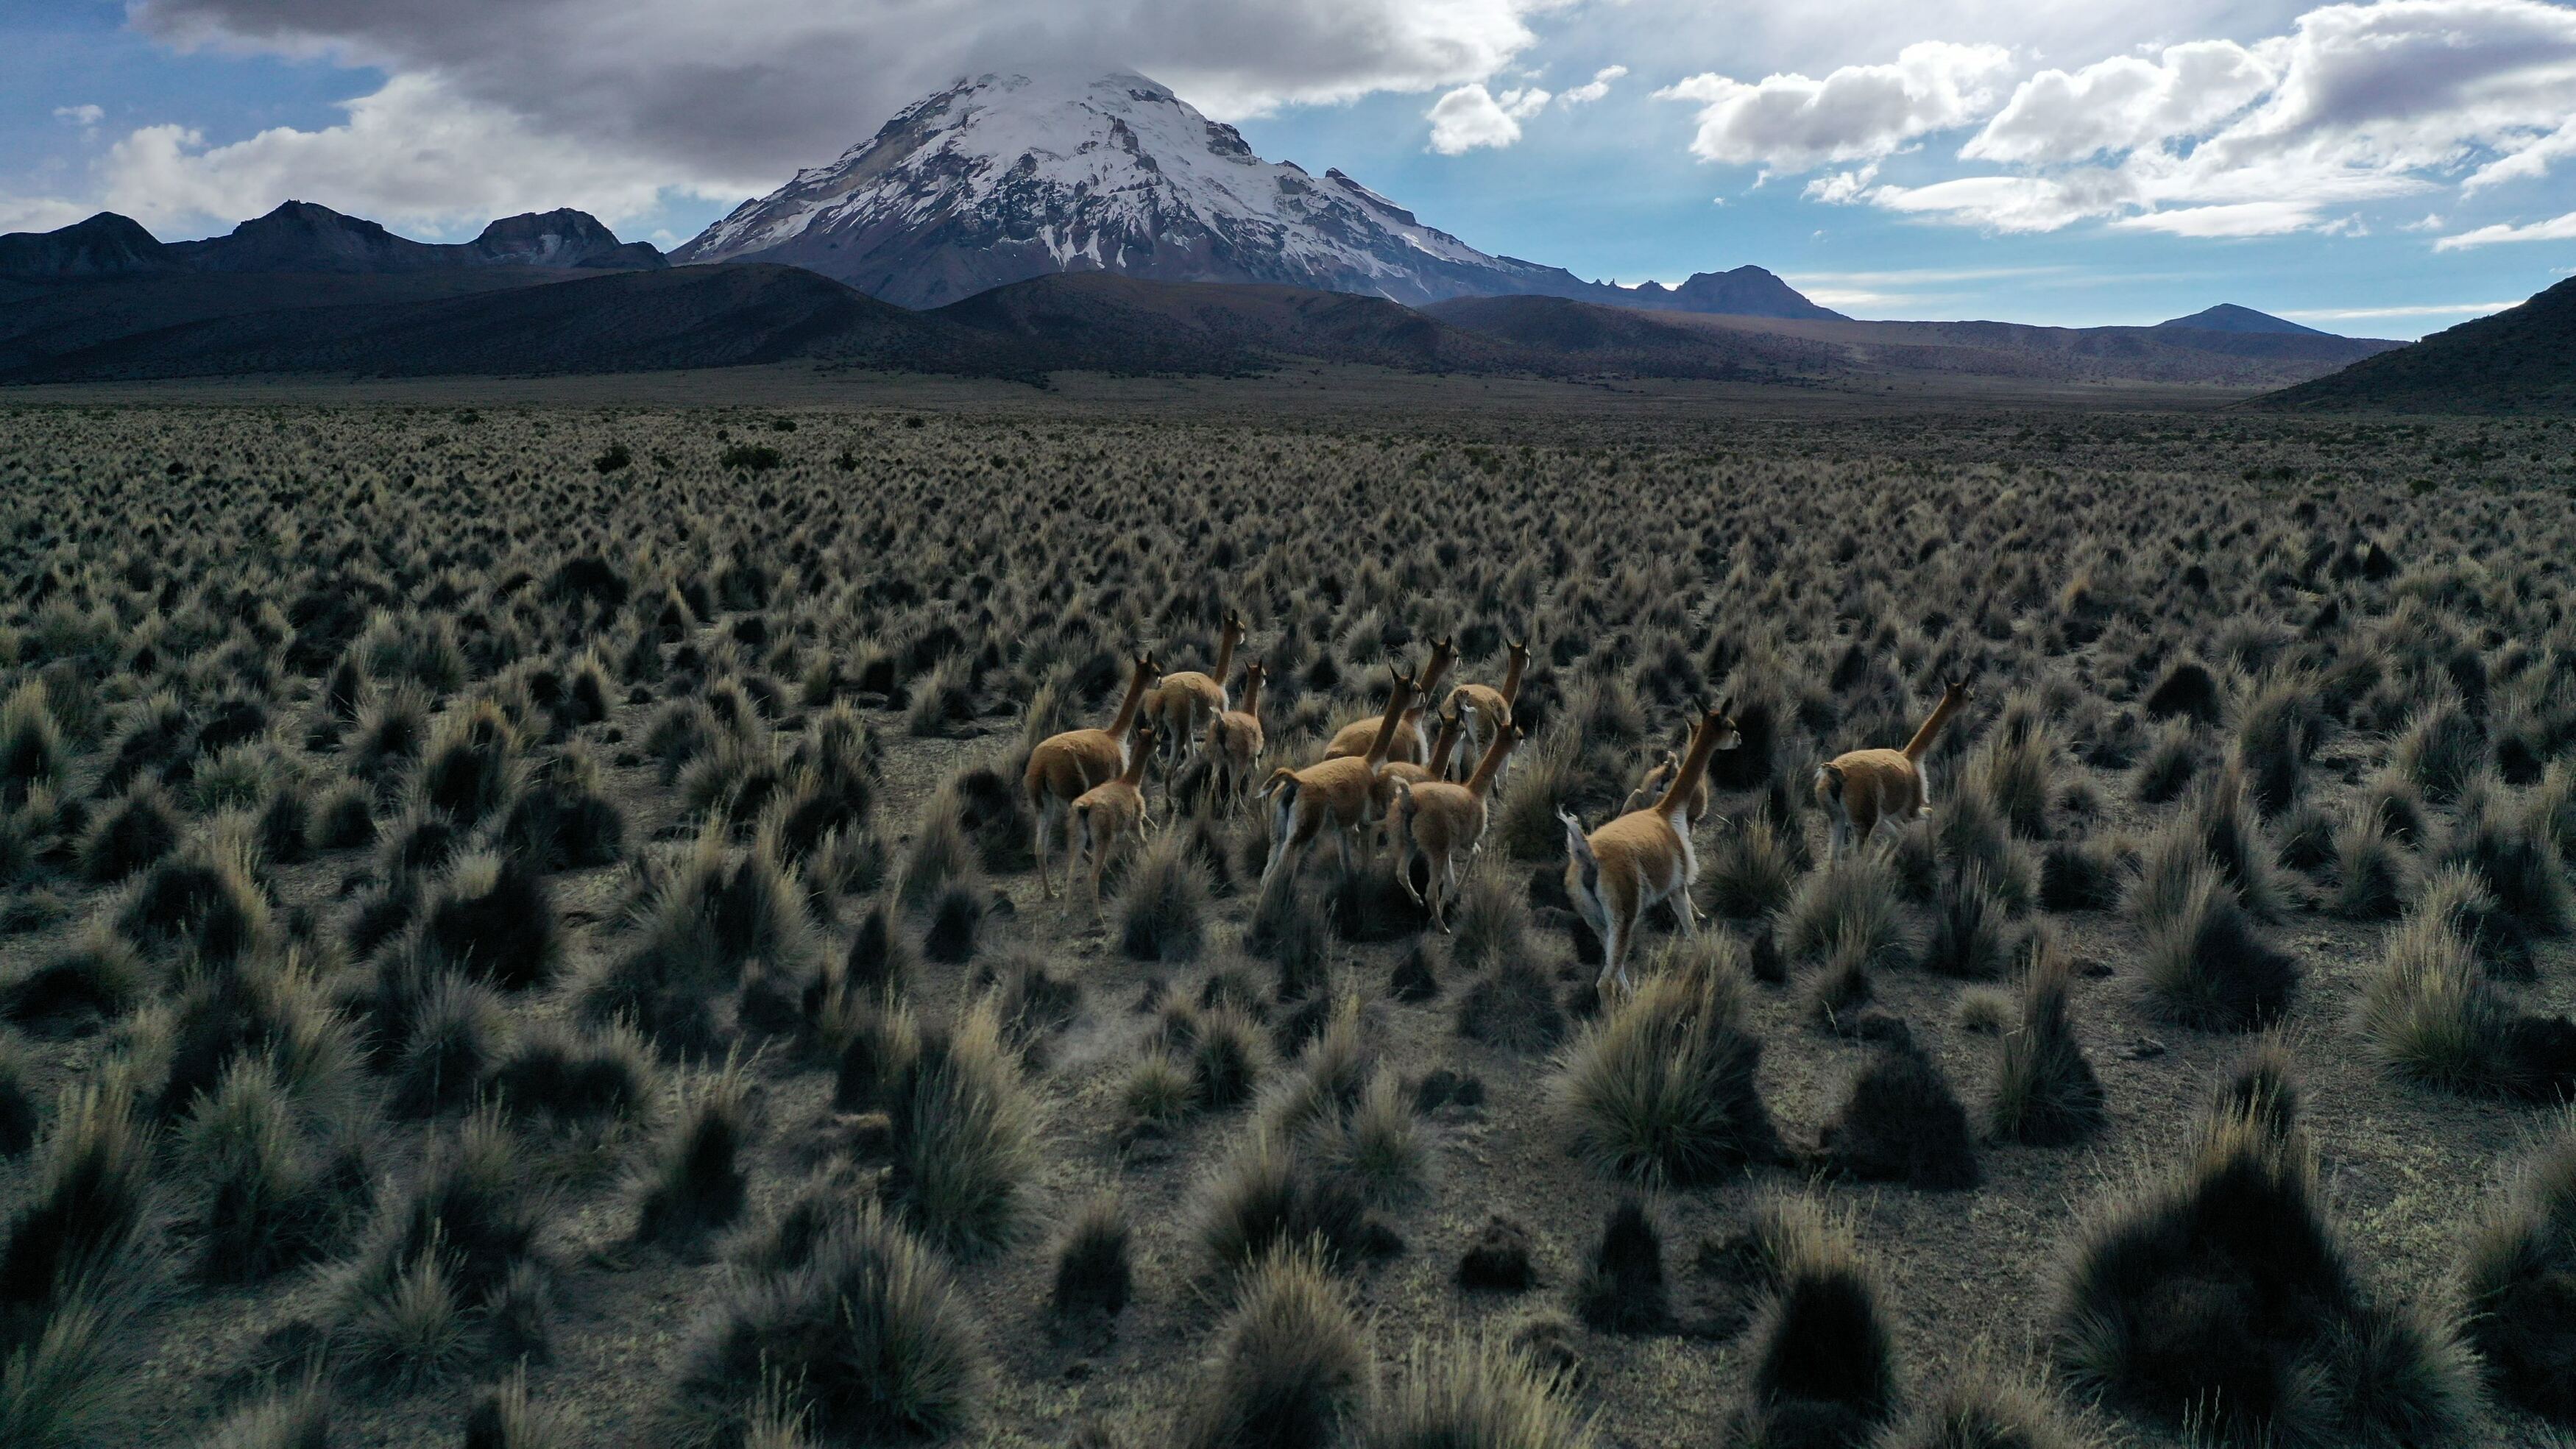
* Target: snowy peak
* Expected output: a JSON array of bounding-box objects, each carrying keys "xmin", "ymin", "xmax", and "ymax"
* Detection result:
[{"xmin": 672, "ymin": 68, "xmax": 1565, "ymax": 308}]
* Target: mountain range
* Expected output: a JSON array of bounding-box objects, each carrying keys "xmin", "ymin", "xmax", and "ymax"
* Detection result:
[
  {"xmin": 0, "ymin": 65, "xmax": 2507, "ymax": 402},
  {"xmin": 2252, "ymin": 277, "xmax": 2576, "ymax": 414},
  {"xmin": 0, "ymin": 202, "xmax": 665, "ymax": 279}
]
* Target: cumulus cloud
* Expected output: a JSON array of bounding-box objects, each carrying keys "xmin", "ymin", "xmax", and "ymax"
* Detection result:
[
  {"xmin": 54, "ymin": 104, "xmax": 106, "ymax": 130},
  {"xmin": 1850, "ymin": 0, "xmax": 2576, "ymax": 237},
  {"xmin": 1654, "ymin": 41, "xmax": 2014, "ymax": 171},
  {"xmin": 130, "ymin": 0, "xmax": 1565, "ymax": 185},
  {"xmin": 1961, "ymin": 42, "xmax": 2274, "ymax": 163},
  {"xmin": 1559, "ymin": 65, "xmax": 1626, "ymax": 105},
  {"xmin": 1426, "ymin": 82, "xmax": 1551, "ymax": 153},
  {"xmin": 2433, "ymin": 209, "xmax": 2576, "ymax": 247},
  {"xmin": 0, "ymin": 196, "xmax": 93, "ymax": 234},
  {"xmin": 93, "ymin": 74, "xmax": 718, "ymax": 234}
]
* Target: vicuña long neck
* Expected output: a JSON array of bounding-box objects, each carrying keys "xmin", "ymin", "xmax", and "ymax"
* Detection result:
[
  {"xmin": 1498, "ymin": 650, "xmax": 1527, "ymax": 707},
  {"xmin": 1119, "ymin": 743, "xmax": 1152, "ymax": 786},
  {"xmin": 1363, "ymin": 675, "xmax": 1415, "ymax": 768},
  {"xmin": 1212, "ymin": 624, "xmax": 1238, "ymax": 683},
  {"xmin": 1426, "ymin": 713, "xmax": 1463, "ymax": 776},
  {"xmin": 1108, "ymin": 662, "xmax": 1153, "ymax": 734},
  {"xmin": 1419, "ymin": 648, "xmax": 1455, "ymax": 699},
  {"xmin": 1236, "ymin": 673, "xmax": 1263, "ymax": 722},
  {"xmin": 1902, "ymin": 692, "xmax": 1961, "ymax": 761},
  {"xmin": 1466, "ymin": 729, "xmax": 1516, "ymax": 796},
  {"xmin": 1657, "ymin": 714, "xmax": 1722, "ymax": 815}
]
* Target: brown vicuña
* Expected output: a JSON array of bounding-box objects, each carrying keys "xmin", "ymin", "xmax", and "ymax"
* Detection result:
[
  {"xmin": 1203, "ymin": 660, "xmax": 1266, "ymax": 808},
  {"xmin": 1024, "ymin": 650, "xmax": 1158, "ymax": 900},
  {"xmin": 1619, "ymin": 737, "xmax": 1710, "ymax": 831},
  {"xmin": 1143, "ymin": 607, "xmax": 1244, "ymax": 770},
  {"xmin": 1441, "ymin": 636, "xmax": 1528, "ymax": 781},
  {"xmin": 1814, "ymin": 680, "xmax": 1973, "ymax": 857},
  {"xmin": 1260, "ymin": 666, "xmax": 1416, "ymax": 893},
  {"xmin": 1323, "ymin": 636, "xmax": 1454, "ymax": 765},
  {"xmin": 1071, "ymin": 723, "xmax": 1157, "ymax": 907},
  {"xmin": 1561, "ymin": 700, "xmax": 1741, "ymax": 994},
  {"xmin": 1390, "ymin": 718, "xmax": 1523, "ymax": 932},
  {"xmin": 1366, "ymin": 704, "xmax": 1468, "ymax": 854}
]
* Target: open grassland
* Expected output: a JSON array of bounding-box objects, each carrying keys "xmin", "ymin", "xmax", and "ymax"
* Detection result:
[{"xmin": 1, "ymin": 400, "xmax": 2575, "ymax": 1449}]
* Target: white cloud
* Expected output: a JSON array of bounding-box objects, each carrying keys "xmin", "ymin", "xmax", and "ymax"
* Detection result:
[
  {"xmin": 93, "ymin": 74, "xmax": 725, "ymax": 235},
  {"xmin": 54, "ymin": 104, "xmax": 106, "ymax": 130},
  {"xmin": 1559, "ymin": 65, "xmax": 1626, "ymax": 105},
  {"xmin": 1962, "ymin": 41, "xmax": 2274, "ymax": 164},
  {"xmin": 1426, "ymin": 82, "xmax": 1551, "ymax": 153},
  {"xmin": 0, "ymin": 196, "xmax": 92, "ymax": 234},
  {"xmin": 1801, "ymin": 164, "xmax": 1878, "ymax": 203},
  {"xmin": 2432, "ymin": 210, "xmax": 2576, "ymax": 247},
  {"xmin": 132, "ymin": 0, "xmax": 1568, "ymax": 185},
  {"xmin": 1656, "ymin": 42, "xmax": 2014, "ymax": 171},
  {"xmin": 1845, "ymin": 0, "xmax": 2576, "ymax": 238},
  {"xmin": 2277, "ymin": 300, "xmax": 2516, "ymax": 316}
]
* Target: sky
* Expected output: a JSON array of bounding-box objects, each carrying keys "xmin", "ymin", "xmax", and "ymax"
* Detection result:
[{"xmin": 6, "ymin": 0, "xmax": 2575, "ymax": 336}]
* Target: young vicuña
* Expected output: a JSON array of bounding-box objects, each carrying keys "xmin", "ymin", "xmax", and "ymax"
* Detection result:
[
  {"xmin": 1025, "ymin": 651, "xmax": 1159, "ymax": 899},
  {"xmin": 1815, "ymin": 680, "xmax": 1974, "ymax": 858},
  {"xmin": 1202, "ymin": 661, "xmax": 1266, "ymax": 808},
  {"xmin": 1072, "ymin": 723, "xmax": 1157, "ymax": 907},
  {"xmin": 1143, "ymin": 608, "xmax": 1245, "ymax": 770},
  {"xmin": 1442, "ymin": 637, "xmax": 1529, "ymax": 780},
  {"xmin": 1392, "ymin": 720, "xmax": 1523, "ymax": 931},
  {"xmin": 1561, "ymin": 700, "xmax": 1741, "ymax": 993}
]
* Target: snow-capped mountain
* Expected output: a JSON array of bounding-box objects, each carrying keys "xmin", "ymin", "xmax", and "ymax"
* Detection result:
[{"xmin": 676, "ymin": 70, "xmax": 1838, "ymax": 316}]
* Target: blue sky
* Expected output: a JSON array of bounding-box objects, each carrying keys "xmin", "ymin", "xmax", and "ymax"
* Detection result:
[{"xmin": 7, "ymin": 0, "xmax": 2575, "ymax": 336}]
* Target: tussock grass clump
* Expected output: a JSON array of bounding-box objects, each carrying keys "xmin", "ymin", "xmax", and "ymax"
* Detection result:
[
  {"xmin": 922, "ymin": 881, "xmax": 983, "ymax": 964},
  {"xmin": 1178, "ymin": 1242, "xmax": 1372, "ymax": 1449},
  {"xmin": 157, "ymin": 945, "xmax": 358, "ymax": 1122},
  {"xmin": 2134, "ymin": 853, "xmax": 2296, "ymax": 1031},
  {"xmin": 2187, "ymin": 762, "xmax": 2287, "ymax": 919},
  {"xmin": 1050, "ymin": 1194, "xmax": 1133, "ymax": 1319},
  {"xmin": 198, "ymin": 1375, "xmax": 332, "ymax": 1449},
  {"xmin": 1457, "ymin": 960, "xmax": 1567, "ymax": 1053},
  {"xmin": 1734, "ymin": 1194, "xmax": 1899, "ymax": 1448},
  {"xmin": 2037, "ymin": 837, "xmax": 2124, "ymax": 914},
  {"xmin": 1121, "ymin": 835, "xmax": 1213, "ymax": 963},
  {"xmin": 2391, "ymin": 694, "xmax": 2486, "ymax": 805},
  {"xmin": 1552, "ymin": 940, "xmax": 1781, "ymax": 1186},
  {"xmin": 387, "ymin": 971, "xmax": 506, "ymax": 1119},
  {"xmin": 2357, "ymin": 910, "xmax": 2575, "ymax": 1101},
  {"xmin": 1778, "ymin": 854, "xmax": 1911, "ymax": 969},
  {"xmin": 415, "ymin": 851, "xmax": 560, "ymax": 991},
  {"xmin": 332, "ymin": 1107, "xmax": 546, "ymax": 1384},
  {"xmin": 675, "ymin": 1200, "xmax": 985, "ymax": 1448},
  {"xmin": 2414, "ymin": 862, "xmax": 2537, "ymax": 980},
  {"xmin": 1874, "ymin": 1367, "xmax": 2096, "ymax": 1449},
  {"xmin": 581, "ymin": 828, "xmax": 817, "ymax": 1057},
  {"xmin": 122, "ymin": 821, "xmax": 270, "ymax": 964},
  {"xmin": 77, "ymin": 782, "xmax": 180, "ymax": 883},
  {"xmin": 2435, "ymin": 782, "xmax": 2570, "ymax": 938},
  {"xmin": 502, "ymin": 747, "xmax": 625, "ymax": 871},
  {"xmin": 1976, "ymin": 727, "xmax": 2056, "ymax": 837},
  {"xmin": 2052, "ymin": 1098, "xmax": 2478, "ymax": 1447},
  {"xmin": 419, "ymin": 698, "xmax": 520, "ymax": 824},
  {"xmin": 1705, "ymin": 818, "xmax": 1803, "ymax": 921},
  {"xmin": 488, "ymin": 1018, "xmax": 659, "ymax": 1128},
  {"xmin": 1196, "ymin": 1125, "xmax": 1390, "ymax": 1280},
  {"xmin": 1493, "ymin": 731, "xmax": 1578, "ymax": 862},
  {"xmin": 2458, "ymin": 1112, "xmax": 2576, "ymax": 1423},
  {"xmin": 1923, "ymin": 863, "xmax": 2011, "ymax": 980},
  {"xmin": 0, "ymin": 1288, "xmax": 131, "ymax": 1449},
  {"xmin": 1447, "ymin": 860, "xmax": 1532, "ymax": 974},
  {"xmin": 0, "ymin": 681, "xmax": 67, "ymax": 809},
  {"xmin": 635, "ymin": 1058, "xmax": 751, "ymax": 1247},
  {"xmin": 894, "ymin": 791, "xmax": 980, "ymax": 910},
  {"xmin": 180, "ymin": 1058, "xmax": 365, "ymax": 1280},
  {"xmin": 1574, "ymin": 1197, "xmax": 1668, "ymax": 1334},
  {"xmin": 1989, "ymin": 947, "xmax": 2105, "ymax": 1146},
  {"xmin": 2131, "ymin": 721, "xmax": 2197, "ymax": 806},
  {"xmin": 463, "ymin": 1365, "xmax": 567, "ymax": 1449},
  {"xmin": 0, "ymin": 1074, "xmax": 149, "ymax": 1353},
  {"xmin": 3, "ymin": 922, "xmax": 148, "ymax": 1039},
  {"xmin": 2330, "ymin": 809, "xmax": 2410, "ymax": 921},
  {"xmin": 1367, "ymin": 1331, "xmax": 1595, "ymax": 1449},
  {"xmin": 1822, "ymin": 1034, "xmax": 1981, "ymax": 1191},
  {"xmin": 878, "ymin": 999, "xmax": 1041, "ymax": 1258},
  {"xmin": 0, "ymin": 1041, "xmax": 29, "ymax": 1160}
]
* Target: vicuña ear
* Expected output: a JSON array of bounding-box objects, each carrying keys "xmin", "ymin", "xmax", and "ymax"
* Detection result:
[{"xmin": 1717, "ymin": 695, "xmax": 1735, "ymax": 719}]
